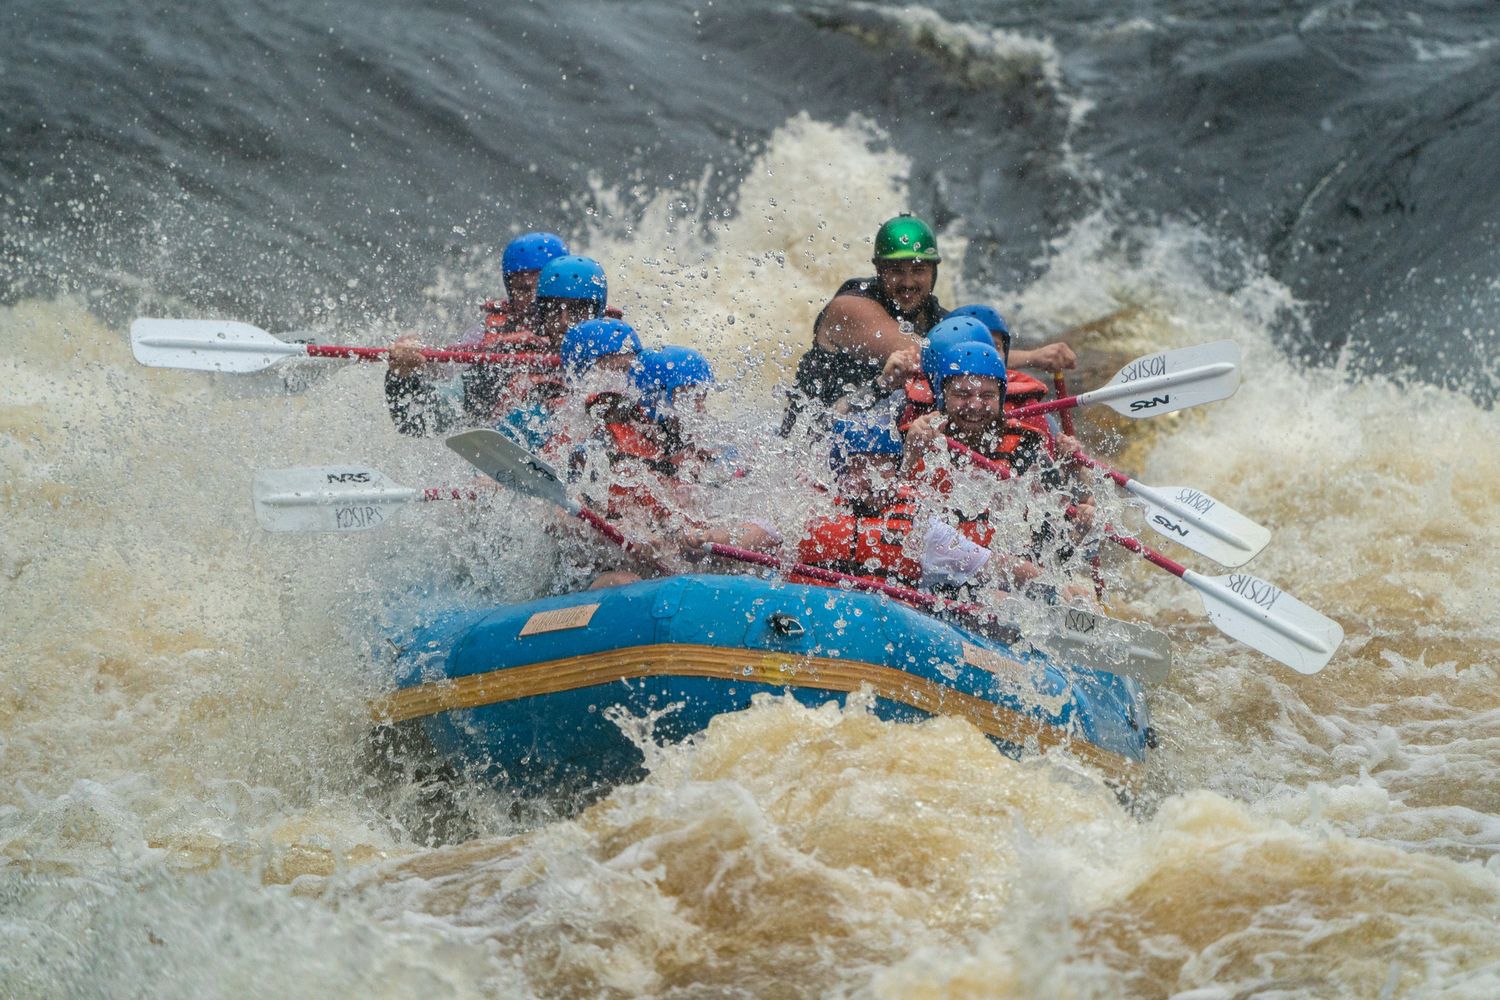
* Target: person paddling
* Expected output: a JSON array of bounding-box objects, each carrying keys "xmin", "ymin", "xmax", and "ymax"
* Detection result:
[
  {"xmin": 903, "ymin": 341, "xmax": 1095, "ymax": 601},
  {"xmin": 384, "ymin": 231, "xmax": 568, "ymax": 436},
  {"xmin": 783, "ymin": 215, "xmax": 1077, "ymax": 431},
  {"xmin": 683, "ymin": 419, "xmax": 988, "ymax": 594},
  {"xmin": 782, "ymin": 214, "xmax": 949, "ymax": 430},
  {"xmin": 632, "ymin": 346, "xmax": 740, "ymax": 485}
]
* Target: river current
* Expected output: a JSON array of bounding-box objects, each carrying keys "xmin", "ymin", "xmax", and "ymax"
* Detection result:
[{"xmin": 4, "ymin": 2, "xmax": 1499, "ymax": 997}]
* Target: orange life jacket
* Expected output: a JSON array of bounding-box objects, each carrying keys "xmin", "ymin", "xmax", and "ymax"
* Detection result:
[
  {"xmin": 792, "ymin": 493, "xmax": 922, "ymax": 587},
  {"xmin": 909, "ymin": 416, "xmax": 1054, "ymax": 493},
  {"xmin": 477, "ymin": 300, "xmax": 551, "ymax": 353},
  {"xmin": 1003, "ymin": 371, "xmax": 1049, "ymax": 411}
]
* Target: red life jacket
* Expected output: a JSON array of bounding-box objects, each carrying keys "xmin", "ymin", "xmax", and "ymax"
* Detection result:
[
  {"xmin": 477, "ymin": 300, "xmax": 551, "ymax": 353},
  {"xmin": 1003, "ymin": 371, "xmax": 1048, "ymax": 412},
  {"xmin": 792, "ymin": 492, "xmax": 922, "ymax": 587},
  {"xmin": 575, "ymin": 419, "xmax": 680, "ymax": 525},
  {"xmin": 910, "ymin": 416, "xmax": 1054, "ymax": 490},
  {"xmin": 603, "ymin": 420, "xmax": 664, "ymax": 461}
]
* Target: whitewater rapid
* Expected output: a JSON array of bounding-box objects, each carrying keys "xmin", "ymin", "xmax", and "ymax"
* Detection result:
[{"xmin": 5, "ymin": 109, "xmax": 1500, "ymax": 1000}]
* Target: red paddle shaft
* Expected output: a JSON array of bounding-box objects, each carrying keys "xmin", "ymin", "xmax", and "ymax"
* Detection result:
[
  {"xmin": 942, "ymin": 436, "xmax": 1187, "ymax": 578},
  {"xmin": 1052, "ymin": 371, "xmax": 1076, "ymax": 436},
  {"xmin": 304, "ymin": 344, "xmax": 559, "ymax": 368}
]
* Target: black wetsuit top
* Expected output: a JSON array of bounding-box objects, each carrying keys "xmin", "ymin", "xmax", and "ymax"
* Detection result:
[
  {"xmin": 781, "ymin": 276, "xmax": 946, "ymax": 433},
  {"xmin": 382, "ymin": 302, "xmax": 540, "ymax": 437}
]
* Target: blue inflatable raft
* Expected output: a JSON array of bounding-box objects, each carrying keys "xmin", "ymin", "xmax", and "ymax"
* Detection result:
[{"xmin": 373, "ymin": 573, "xmax": 1151, "ymax": 793}]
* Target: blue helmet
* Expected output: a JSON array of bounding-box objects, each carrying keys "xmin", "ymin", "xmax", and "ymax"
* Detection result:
[
  {"xmin": 560, "ymin": 318, "xmax": 642, "ymax": 374},
  {"xmin": 829, "ymin": 418, "xmax": 903, "ymax": 473},
  {"xmin": 921, "ymin": 315, "xmax": 995, "ymax": 376},
  {"xmin": 946, "ymin": 304, "xmax": 1011, "ymax": 358},
  {"xmin": 931, "ymin": 341, "xmax": 1008, "ymax": 410},
  {"xmin": 501, "ymin": 232, "xmax": 568, "ymax": 276},
  {"xmin": 634, "ymin": 346, "xmax": 714, "ymax": 417},
  {"xmin": 536, "ymin": 255, "xmax": 608, "ymax": 310}
]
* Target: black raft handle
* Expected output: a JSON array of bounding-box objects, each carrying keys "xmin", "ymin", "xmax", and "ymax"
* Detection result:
[{"xmin": 767, "ymin": 612, "xmax": 805, "ymax": 638}]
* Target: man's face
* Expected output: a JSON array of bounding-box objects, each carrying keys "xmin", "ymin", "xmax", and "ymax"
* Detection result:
[
  {"xmin": 594, "ymin": 351, "xmax": 636, "ymax": 374},
  {"xmin": 941, "ymin": 375, "xmax": 1003, "ymax": 436},
  {"xmin": 874, "ymin": 261, "xmax": 937, "ymax": 314},
  {"xmin": 540, "ymin": 299, "xmax": 599, "ymax": 343},
  {"xmin": 505, "ymin": 270, "xmax": 541, "ymax": 312}
]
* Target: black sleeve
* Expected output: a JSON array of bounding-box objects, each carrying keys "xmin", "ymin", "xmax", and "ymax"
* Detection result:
[
  {"xmin": 459, "ymin": 364, "xmax": 508, "ymax": 425},
  {"xmin": 384, "ymin": 369, "xmax": 453, "ymax": 437}
]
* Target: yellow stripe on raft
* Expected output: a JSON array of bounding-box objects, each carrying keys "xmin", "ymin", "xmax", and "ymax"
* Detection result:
[{"xmin": 369, "ymin": 643, "xmax": 1141, "ymax": 786}]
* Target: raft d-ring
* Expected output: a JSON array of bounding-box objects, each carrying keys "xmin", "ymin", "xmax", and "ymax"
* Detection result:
[{"xmin": 767, "ymin": 612, "xmax": 805, "ymax": 638}]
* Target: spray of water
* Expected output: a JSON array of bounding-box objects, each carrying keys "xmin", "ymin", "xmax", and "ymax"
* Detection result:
[{"xmin": 5, "ymin": 107, "xmax": 1500, "ymax": 997}]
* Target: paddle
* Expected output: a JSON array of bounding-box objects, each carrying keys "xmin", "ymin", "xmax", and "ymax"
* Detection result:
[
  {"xmin": 1007, "ymin": 341, "xmax": 1241, "ymax": 421},
  {"xmin": 130, "ymin": 317, "xmax": 558, "ymax": 374},
  {"xmin": 444, "ymin": 428, "xmax": 1172, "ymax": 684},
  {"xmin": 934, "ymin": 434, "xmax": 1268, "ymax": 567},
  {"xmin": 444, "ymin": 429, "xmax": 670, "ymax": 573},
  {"xmin": 1107, "ymin": 531, "xmax": 1343, "ymax": 675},
  {"xmin": 252, "ymin": 466, "xmax": 490, "ymax": 533},
  {"xmin": 933, "ymin": 435, "xmax": 1339, "ymax": 672},
  {"xmin": 1066, "ymin": 450, "xmax": 1269, "ymax": 567}
]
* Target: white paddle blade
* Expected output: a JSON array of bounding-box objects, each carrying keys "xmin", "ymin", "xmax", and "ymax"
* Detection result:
[
  {"xmin": 1094, "ymin": 340, "xmax": 1242, "ymax": 418},
  {"xmin": 1134, "ymin": 483, "xmax": 1271, "ymax": 568},
  {"xmin": 1046, "ymin": 606, "xmax": 1173, "ymax": 685},
  {"xmin": 445, "ymin": 429, "xmax": 573, "ymax": 511},
  {"xmin": 989, "ymin": 600, "xmax": 1173, "ymax": 684},
  {"xmin": 1189, "ymin": 570, "xmax": 1344, "ymax": 674},
  {"xmin": 131, "ymin": 318, "xmax": 303, "ymax": 373},
  {"xmin": 252, "ymin": 467, "xmax": 415, "ymax": 533}
]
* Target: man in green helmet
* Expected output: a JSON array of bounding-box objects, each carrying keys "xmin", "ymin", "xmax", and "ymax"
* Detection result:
[{"xmin": 783, "ymin": 213, "xmax": 1077, "ymax": 431}]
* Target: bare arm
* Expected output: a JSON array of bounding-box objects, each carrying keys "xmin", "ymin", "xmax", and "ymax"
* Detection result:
[
  {"xmin": 1009, "ymin": 342, "xmax": 1078, "ymax": 371},
  {"xmin": 813, "ymin": 294, "xmax": 921, "ymax": 361}
]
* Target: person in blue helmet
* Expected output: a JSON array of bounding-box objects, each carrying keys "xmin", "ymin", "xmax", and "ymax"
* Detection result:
[
  {"xmin": 533, "ymin": 255, "xmax": 610, "ymax": 351},
  {"xmin": 904, "ymin": 340, "xmax": 1067, "ymax": 481},
  {"xmin": 499, "ymin": 317, "xmax": 642, "ymax": 451},
  {"xmin": 903, "ymin": 340, "xmax": 1096, "ymax": 601},
  {"xmin": 632, "ymin": 345, "xmax": 745, "ymax": 486},
  {"xmin": 385, "ymin": 231, "xmax": 568, "ymax": 437}
]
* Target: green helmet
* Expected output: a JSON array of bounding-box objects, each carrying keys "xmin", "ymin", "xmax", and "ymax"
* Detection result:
[{"xmin": 872, "ymin": 213, "xmax": 941, "ymax": 263}]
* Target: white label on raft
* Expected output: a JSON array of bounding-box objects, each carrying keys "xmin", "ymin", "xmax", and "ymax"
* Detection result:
[
  {"xmin": 961, "ymin": 642, "xmax": 1025, "ymax": 677},
  {"xmin": 519, "ymin": 603, "xmax": 600, "ymax": 637}
]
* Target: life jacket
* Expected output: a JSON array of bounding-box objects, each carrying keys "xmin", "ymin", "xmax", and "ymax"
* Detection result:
[
  {"xmin": 792, "ymin": 492, "xmax": 922, "ymax": 587},
  {"xmin": 894, "ymin": 376, "xmax": 936, "ymax": 428},
  {"xmin": 908, "ymin": 416, "xmax": 1055, "ymax": 497},
  {"xmin": 603, "ymin": 420, "xmax": 666, "ymax": 463},
  {"xmin": 1003, "ymin": 371, "xmax": 1048, "ymax": 412},
  {"xmin": 476, "ymin": 300, "xmax": 551, "ymax": 353},
  {"xmin": 980, "ymin": 416, "xmax": 1054, "ymax": 475}
]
